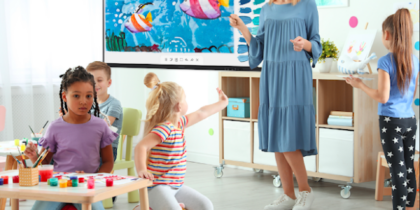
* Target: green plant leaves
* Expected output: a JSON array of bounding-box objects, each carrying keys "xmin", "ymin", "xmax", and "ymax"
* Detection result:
[{"xmin": 319, "ymin": 39, "xmax": 339, "ymax": 62}]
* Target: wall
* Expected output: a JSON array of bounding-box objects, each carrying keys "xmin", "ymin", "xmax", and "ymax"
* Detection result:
[
  {"xmin": 109, "ymin": 69, "xmax": 221, "ymax": 165},
  {"xmin": 110, "ymin": 0, "xmax": 420, "ymax": 166}
]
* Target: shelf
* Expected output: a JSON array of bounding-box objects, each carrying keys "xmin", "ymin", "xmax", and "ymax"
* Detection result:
[
  {"xmin": 318, "ymin": 124, "xmax": 354, "ymax": 130},
  {"xmin": 318, "ymin": 80, "xmax": 353, "ymax": 125},
  {"xmin": 222, "ymin": 117, "xmax": 251, "ymax": 122},
  {"xmin": 219, "ymin": 71, "xmax": 382, "ymax": 184}
]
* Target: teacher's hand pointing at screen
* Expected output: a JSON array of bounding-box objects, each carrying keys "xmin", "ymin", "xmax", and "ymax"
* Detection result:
[{"xmin": 229, "ymin": 14, "xmax": 252, "ymax": 45}]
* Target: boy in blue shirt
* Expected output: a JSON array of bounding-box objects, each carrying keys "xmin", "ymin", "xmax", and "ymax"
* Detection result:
[{"xmin": 86, "ymin": 61, "xmax": 123, "ymax": 162}]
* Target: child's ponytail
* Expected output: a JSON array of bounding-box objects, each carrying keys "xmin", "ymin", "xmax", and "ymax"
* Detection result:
[
  {"xmin": 143, "ymin": 73, "xmax": 183, "ymax": 135},
  {"xmin": 383, "ymin": 8, "xmax": 413, "ymax": 94}
]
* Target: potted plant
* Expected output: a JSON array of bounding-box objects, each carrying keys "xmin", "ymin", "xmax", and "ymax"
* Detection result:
[{"xmin": 316, "ymin": 39, "xmax": 339, "ymax": 73}]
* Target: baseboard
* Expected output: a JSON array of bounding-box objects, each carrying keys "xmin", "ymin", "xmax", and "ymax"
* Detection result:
[
  {"xmin": 186, "ymin": 152, "xmax": 255, "ymax": 172},
  {"xmin": 187, "ymin": 152, "xmax": 219, "ymax": 166}
]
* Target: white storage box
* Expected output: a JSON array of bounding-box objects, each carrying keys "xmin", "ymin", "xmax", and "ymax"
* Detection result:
[
  {"xmin": 223, "ymin": 120, "xmax": 251, "ymax": 163},
  {"xmin": 319, "ymin": 128, "xmax": 354, "ymax": 177},
  {"xmin": 253, "ymin": 123, "xmax": 317, "ymax": 172}
]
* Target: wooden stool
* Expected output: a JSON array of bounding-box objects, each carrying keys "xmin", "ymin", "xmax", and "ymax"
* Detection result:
[{"xmin": 375, "ymin": 151, "xmax": 420, "ymax": 208}]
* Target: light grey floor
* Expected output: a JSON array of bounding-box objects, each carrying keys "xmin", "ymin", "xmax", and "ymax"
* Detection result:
[{"xmin": 6, "ymin": 162, "xmax": 394, "ymax": 210}]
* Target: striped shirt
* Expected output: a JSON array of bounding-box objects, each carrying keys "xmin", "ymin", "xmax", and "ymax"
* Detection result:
[{"xmin": 147, "ymin": 116, "xmax": 188, "ymax": 189}]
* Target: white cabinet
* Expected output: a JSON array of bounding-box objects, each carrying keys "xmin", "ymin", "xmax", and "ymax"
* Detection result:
[
  {"xmin": 223, "ymin": 120, "xmax": 251, "ymax": 163},
  {"xmin": 253, "ymin": 123, "xmax": 317, "ymax": 172},
  {"xmin": 319, "ymin": 128, "xmax": 354, "ymax": 177}
]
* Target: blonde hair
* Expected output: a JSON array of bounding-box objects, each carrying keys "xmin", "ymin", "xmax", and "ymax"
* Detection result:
[
  {"xmin": 269, "ymin": 0, "xmax": 300, "ymax": 5},
  {"xmin": 144, "ymin": 72, "xmax": 184, "ymax": 135}
]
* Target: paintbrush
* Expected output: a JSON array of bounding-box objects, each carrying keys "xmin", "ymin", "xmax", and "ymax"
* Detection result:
[
  {"xmin": 10, "ymin": 153, "xmax": 22, "ymax": 167},
  {"xmin": 33, "ymin": 147, "xmax": 49, "ymax": 168},
  {"xmin": 29, "ymin": 125, "xmax": 36, "ymax": 136},
  {"xmin": 38, "ymin": 121, "xmax": 49, "ymax": 134},
  {"xmin": 35, "ymin": 151, "xmax": 49, "ymax": 168},
  {"xmin": 16, "ymin": 146, "xmax": 26, "ymax": 168}
]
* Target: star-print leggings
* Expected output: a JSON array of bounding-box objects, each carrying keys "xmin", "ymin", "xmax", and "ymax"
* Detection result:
[{"xmin": 379, "ymin": 116, "xmax": 417, "ymax": 210}]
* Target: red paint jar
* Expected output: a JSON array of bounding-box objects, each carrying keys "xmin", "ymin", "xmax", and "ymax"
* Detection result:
[
  {"xmin": 1, "ymin": 176, "xmax": 8, "ymax": 184},
  {"xmin": 106, "ymin": 179, "xmax": 113, "ymax": 187},
  {"xmin": 12, "ymin": 176, "xmax": 19, "ymax": 183}
]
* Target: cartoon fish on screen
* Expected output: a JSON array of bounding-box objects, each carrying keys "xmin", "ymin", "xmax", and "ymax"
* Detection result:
[
  {"xmin": 125, "ymin": 3, "xmax": 154, "ymax": 33},
  {"xmin": 180, "ymin": 0, "xmax": 229, "ymax": 19}
]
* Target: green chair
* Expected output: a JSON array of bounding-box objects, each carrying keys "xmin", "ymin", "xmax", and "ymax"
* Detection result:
[{"xmin": 103, "ymin": 108, "xmax": 142, "ymax": 208}]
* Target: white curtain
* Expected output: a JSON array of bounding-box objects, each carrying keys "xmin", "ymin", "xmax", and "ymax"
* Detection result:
[{"xmin": 0, "ymin": 0, "xmax": 102, "ymax": 141}]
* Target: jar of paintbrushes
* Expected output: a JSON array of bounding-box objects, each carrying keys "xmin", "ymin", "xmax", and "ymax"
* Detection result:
[
  {"xmin": 29, "ymin": 121, "xmax": 48, "ymax": 144},
  {"xmin": 14, "ymin": 146, "xmax": 50, "ymax": 186}
]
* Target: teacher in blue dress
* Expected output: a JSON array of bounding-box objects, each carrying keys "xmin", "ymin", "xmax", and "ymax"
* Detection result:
[{"xmin": 230, "ymin": 0, "xmax": 321, "ymax": 209}]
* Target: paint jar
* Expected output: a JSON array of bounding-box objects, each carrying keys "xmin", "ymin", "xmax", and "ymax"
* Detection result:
[
  {"xmin": 67, "ymin": 180, "xmax": 72, "ymax": 187},
  {"xmin": 78, "ymin": 177, "xmax": 84, "ymax": 183},
  {"xmin": 70, "ymin": 177, "xmax": 78, "ymax": 187},
  {"xmin": 20, "ymin": 144, "xmax": 26, "ymax": 153},
  {"xmin": 87, "ymin": 178, "xmax": 94, "ymax": 189},
  {"xmin": 106, "ymin": 178, "xmax": 113, "ymax": 187},
  {"xmin": 12, "ymin": 176, "xmax": 19, "ymax": 183},
  {"xmin": 50, "ymin": 178, "xmax": 58, "ymax": 187},
  {"xmin": 1, "ymin": 176, "xmax": 8, "ymax": 184},
  {"xmin": 31, "ymin": 133, "xmax": 42, "ymax": 143},
  {"xmin": 56, "ymin": 175, "xmax": 62, "ymax": 180},
  {"xmin": 0, "ymin": 178, "xmax": 3, "ymax": 185},
  {"xmin": 39, "ymin": 165, "xmax": 54, "ymax": 182},
  {"xmin": 59, "ymin": 179, "xmax": 67, "ymax": 188}
]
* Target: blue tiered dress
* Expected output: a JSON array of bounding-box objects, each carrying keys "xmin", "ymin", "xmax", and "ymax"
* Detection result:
[{"xmin": 249, "ymin": 0, "xmax": 321, "ymax": 156}]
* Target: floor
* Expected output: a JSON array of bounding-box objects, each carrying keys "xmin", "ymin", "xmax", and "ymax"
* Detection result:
[{"xmin": 6, "ymin": 162, "xmax": 394, "ymax": 210}]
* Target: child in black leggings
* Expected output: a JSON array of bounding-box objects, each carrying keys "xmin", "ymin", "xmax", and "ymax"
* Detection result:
[
  {"xmin": 345, "ymin": 8, "xmax": 419, "ymax": 210},
  {"xmin": 379, "ymin": 116, "xmax": 417, "ymax": 208}
]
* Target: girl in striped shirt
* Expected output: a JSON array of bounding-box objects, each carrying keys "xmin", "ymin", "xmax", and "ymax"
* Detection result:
[{"xmin": 134, "ymin": 72, "xmax": 228, "ymax": 210}]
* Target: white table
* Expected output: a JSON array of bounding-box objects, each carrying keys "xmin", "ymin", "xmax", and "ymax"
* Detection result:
[
  {"xmin": 0, "ymin": 140, "xmax": 42, "ymax": 210},
  {"xmin": 0, "ymin": 170, "xmax": 152, "ymax": 210}
]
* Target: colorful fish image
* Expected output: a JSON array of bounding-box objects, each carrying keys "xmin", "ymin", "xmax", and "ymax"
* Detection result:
[
  {"xmin": 124, "ymin": 3, "xmax": 154, "ymax": 33},
  {"xmin": 105, "ymin": 0, "xmax": 234, "ymax": 53},
  {"xmin": 180, "ymin": 0, "xmax": 230, "ymax": 19}
]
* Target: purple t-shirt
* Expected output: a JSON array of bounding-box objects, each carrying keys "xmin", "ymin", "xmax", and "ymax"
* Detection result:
[{"xmin": 39, "ymin": 115, "xmax": 118, "ymax": 173}]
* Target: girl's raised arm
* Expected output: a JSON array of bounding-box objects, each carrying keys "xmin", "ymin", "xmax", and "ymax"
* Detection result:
[{"xmin": 186, "ymin": 88, "xmax": 228, "ymax": 128}]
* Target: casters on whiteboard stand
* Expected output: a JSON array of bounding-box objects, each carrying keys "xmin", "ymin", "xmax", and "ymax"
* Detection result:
[
  {"xmin": 272, "ymin": 175, "xmax": 282, "ymax": 188},
  {"xmin": 214, "ymin": 161, "xmax": 225, "ymax": 178},
  {"xmin": 339, "ymin": 178, "xmax": 353, "ymax": 199},
  {"xmin": 253, "ymin": 168, "xmax": 263, "ymax": 173}
]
